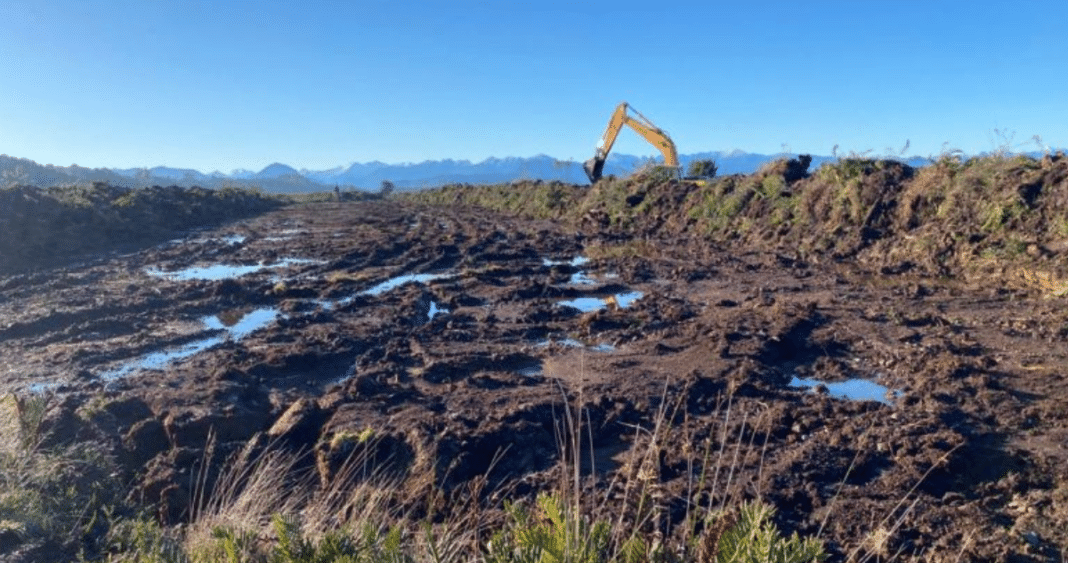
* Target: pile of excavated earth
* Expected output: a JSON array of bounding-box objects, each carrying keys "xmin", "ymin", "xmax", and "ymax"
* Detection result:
[
  {"xmin": 0, "ymin": 183, "xmax": 283, "ymax": 274},
  {"xmin": 2, "ymin": 153, "xmax": 1068, "ymax": 561}
]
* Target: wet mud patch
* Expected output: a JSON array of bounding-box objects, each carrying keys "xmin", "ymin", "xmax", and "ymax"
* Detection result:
[{"xmin": 5, "ymin": 195, "xmax": 1068, "ymax": 560}]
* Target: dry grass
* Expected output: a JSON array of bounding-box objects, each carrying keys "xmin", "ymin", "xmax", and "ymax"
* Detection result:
[{"xmin": 1018, "ymin": 268, "xmax": 1068, "ymax": 297}]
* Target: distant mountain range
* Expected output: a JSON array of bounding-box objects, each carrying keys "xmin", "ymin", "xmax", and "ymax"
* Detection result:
[{"xmin": 0, "ymin": 150, "xmax": 1054, "ymax": 194}]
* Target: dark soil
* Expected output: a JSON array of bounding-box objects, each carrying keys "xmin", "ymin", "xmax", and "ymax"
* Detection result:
[{"xmin": 2, "ymin": 162, "xmax": 1068, "ymax": 561}]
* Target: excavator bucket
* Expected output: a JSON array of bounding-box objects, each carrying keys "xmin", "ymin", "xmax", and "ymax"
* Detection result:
[{"xmin": 583, "ymin": 157, "xmax": 605, "ymax": 184}]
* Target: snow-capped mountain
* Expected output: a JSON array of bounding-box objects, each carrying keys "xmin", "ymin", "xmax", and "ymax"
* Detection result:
[{"xmin": 0, "ymin": 150, "xmax": 968, "ymax": 193}]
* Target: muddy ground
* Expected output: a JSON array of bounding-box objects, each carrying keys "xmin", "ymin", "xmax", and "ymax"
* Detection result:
[{"xmin": 2, "ymin": 191, "xmax": 1068, "ymax": 561}]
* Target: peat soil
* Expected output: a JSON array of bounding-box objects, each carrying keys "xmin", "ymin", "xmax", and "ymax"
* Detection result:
[{"xmin": 2, "ymin": 198, "xmax": 1068, "ymax": 561}]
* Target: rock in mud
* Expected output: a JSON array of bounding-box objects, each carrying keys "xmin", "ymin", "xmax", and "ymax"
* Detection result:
[{"xmin": 267, "ymin": 397, "xmax": 328, "ymax": 448}]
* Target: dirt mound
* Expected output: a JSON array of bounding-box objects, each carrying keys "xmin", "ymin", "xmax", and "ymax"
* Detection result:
[
  {"xmin": 573, "ymin": 153, "xmax": 1068, "ymax": 284},
  {"xmin": 0, "ymin": 182, "xmax": 282, "ymax": 274},
  {"xmin": 401, "ymin": 179, "xmax": 584, "ymax": 220}
]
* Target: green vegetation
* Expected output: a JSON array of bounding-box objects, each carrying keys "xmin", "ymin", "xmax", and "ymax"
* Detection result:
[
  {"xmin": 0, "ymin": 182, "xmax": 285, "ymax": 274},
  {"xmin": 685, "ymin": 159, "xmax": 800, "ymax": 237},
  {"xmin": 686, "ymin": 176, "xmax": 756, "ymax": 234},
  {"xmin": 0, "ymin": 393, "xmax": 122, "ymax": 559},
  {"xmin": 712, "ymin": 502, "xmax": 825, "ymax": 563},
  {"xmin": 686, "ymin": 160, "xmax": 718, "ymax": 179},
  {"xmin": 400, "ymin": 180, "xmax": 582, "ymax": 220},
  {"xmin": 398, "ymin": 148, "xmax": 1068, "ymax": 288},
  {"xmin": 378, "ymin": 180, "xmax": 396, "ymax": 199},
  {"xmin": 629, "ymin": 164, "xmax": 680, "ymax": 185}
]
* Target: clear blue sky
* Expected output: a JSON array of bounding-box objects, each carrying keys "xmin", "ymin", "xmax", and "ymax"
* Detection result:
[{"xmin": 2, "ymin": 1, "xmax": 1066, "ymax": 173}]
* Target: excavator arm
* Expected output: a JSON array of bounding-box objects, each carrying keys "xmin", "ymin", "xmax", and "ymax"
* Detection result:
[{"xmin": 584, "ymin": 102, "xmax": 679, "ymax": 183}]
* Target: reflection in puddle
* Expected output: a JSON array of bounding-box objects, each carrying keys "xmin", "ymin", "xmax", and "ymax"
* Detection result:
[
  {"xmin": 102, "ymin": 335, "xmax": 226, "ymax": 379},
  {"xmin": 557, "ymin": 291, "xmax": 643, "ymax": 313},
  {"xmin": 321, "ymin": 273, "xmax": 454, "ymax": 310},
  {"xmin": 328, "ymin": 364, "xmax": 357, "ymax": 388},
  {"xmin": 362, "ymin": 273, "xmax": 451, "ymax": 296},
  {"xmin": 146, "ymin": 258, "xmax": 323, "ymax": 281},
  {"xmin": 427, "ymin": 301, "xmax": 448, "ymax": 322},
  {"xmin": 537, "ymin": 338, "xmax": 584, "ymax": 348},
  {"xmin": 518, "ymin": 363, "xmax": 543, "ymax": 377},
  {"xmin": 543, "ymin": 256, "xmax": 589, "ymax": 267},
  {"xmin": 25, "ymin": 381, "xmax": 59, "ymax": 394},
  {"xmin": 535, "ymin": 339, "xmax": 615, "ymax": 352},
  {"xmin": 569, "ymin": 271, "xmax": 597, "ymax": 285},
  {"xmin": 557, "ymin": 298, "xmax": 607, "ymax": 312},
  {"xmin": 100, "ymin": 308, "xmax": 280, "ymax": 379},
  {"xmin": 147, "ymin": 263, "xmax": 264, "ymax": 280},
  {"xmin": 543, "ymin": 256, "xmax": 600, "ymax": 286},
  {"xmin": 205, "ymin": 308, "xmax": 280, "ymax": 339},
  {"xmin": 789, "ymin": 375, "xmax": 895, "ymax": 405},
  {"xmin": 185, "ymin": 234, "xmax": 246, "ymax": 245}
]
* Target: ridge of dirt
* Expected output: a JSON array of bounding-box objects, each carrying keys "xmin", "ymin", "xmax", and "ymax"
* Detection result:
[
  {"xmin": 0, "ymin": 183, "xmax": 284, "ymax": 275},
  {"xmin": 413, "ymin": 153, "xmax": 1068, "ymax": 286}
]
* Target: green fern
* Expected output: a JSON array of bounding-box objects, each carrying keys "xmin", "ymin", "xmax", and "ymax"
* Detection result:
[
  {"xmin": 271, "ymin": 513, "xmax": 312, "ymax": 562},
  {"xmin": 616, "ymin": 535, "xmax": 648, "ymax": 563},
  {"xmin": 715, "ymin": 501, "xmax": 826, "ymax": 563},
  {"xmin": 487, "ymin": 494, "xmax": 610, "ymax": 563},
  {"xmin": 211, "ymin": 526, "xmax": 255, "ymax": 563},
  {"xmin": 182, "ymin": 524, "xmax": 255, "ymax": 563}
]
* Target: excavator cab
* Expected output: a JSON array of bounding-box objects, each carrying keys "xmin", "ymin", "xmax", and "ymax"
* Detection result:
[{"xmin": 584, "ymin": 102, "xmax": 679, "ymax": 184}]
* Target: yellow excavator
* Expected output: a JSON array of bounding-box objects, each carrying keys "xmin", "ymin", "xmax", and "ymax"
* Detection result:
[{"xmin": 583, "ymin": 102, "xmax": 679, "ymax": 184}]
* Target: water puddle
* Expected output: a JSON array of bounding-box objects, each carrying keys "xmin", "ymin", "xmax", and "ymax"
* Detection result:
[
  {"xmin": 183, "ymin": 234, "xmax": 246, "ymax": 245},
  {"xmin": 162, "ymin": 233, "xmax": 249, "ymax": 247},
  {"xmin": 517, "ymin": 363, "xmax": 544, "ymax": 377},
  {"xmin": 328, "ymin": 364, "xmax": 357, "ymax": 388},
  {"xmin": 537, "ymin": 338, "xmax": 584, "ymax": 348},
  {"xmin": 25, "ymin": 381, "xmax": 60, "ymax": 394},
  {"xmin": 544, "ymin": 256, "xmax": 619, "ymax": 286},
  {"xmin": 100, "ymin": 307, "xmax": 280, "ymax": 379},
  {"xmin": 557, "ymin": 291, "xmax": 643, "ymax": 313},
  {"xmin": 543, "ymin": 256, "xmax": 589, "ymax": 267},
  {"xmin": 102, "ymin": 335, "xmax": 227, "ymax": 379},
  {"xmin": 318, "ymin": 296, "xmax": 350, "ymax": 311},
  {"xmin": 206, "ymin": 307, "xmax": 281, "ymax": 339},
  {"xmin": 789, "ymin": 375, "xmax": 896, "ymax": 405},
  {"xmin": 427, "ymin": 301, "xmax": 448, "ymax": 322},
  {"xmin": 263, "ymin": 229, "xmax": 303, "ymax": 241},
  {"xmin": 145, "ymin": 258, "xmax": 323, "ymax": 281},
  {"xmin": 361, "ymin": 273, "xmax": 451, "ymax": 296},
  {"xmin": 318, "ymin": 272, "xmax": 454, "ymax": 310},
  {"xmin": 535, "ymin": 338, "xmax": 615, "ymax": 352},
  {"xmin": 557, "ymin": 297, "xmax": 608, "ymax": 313},
  {"xmin": 569, "ymin": 271, "xmax": 597, "ymax": 286}
]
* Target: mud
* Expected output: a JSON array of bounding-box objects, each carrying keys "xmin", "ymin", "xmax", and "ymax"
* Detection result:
[{"xmin": 3, "ymin": 189, "xmax": 1068, "ymax": 560}]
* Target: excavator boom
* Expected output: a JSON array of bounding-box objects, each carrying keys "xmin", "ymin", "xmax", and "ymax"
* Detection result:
[{"xmin": 584, "ymin": 102, "xmax": 678, "ymax": 183}]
